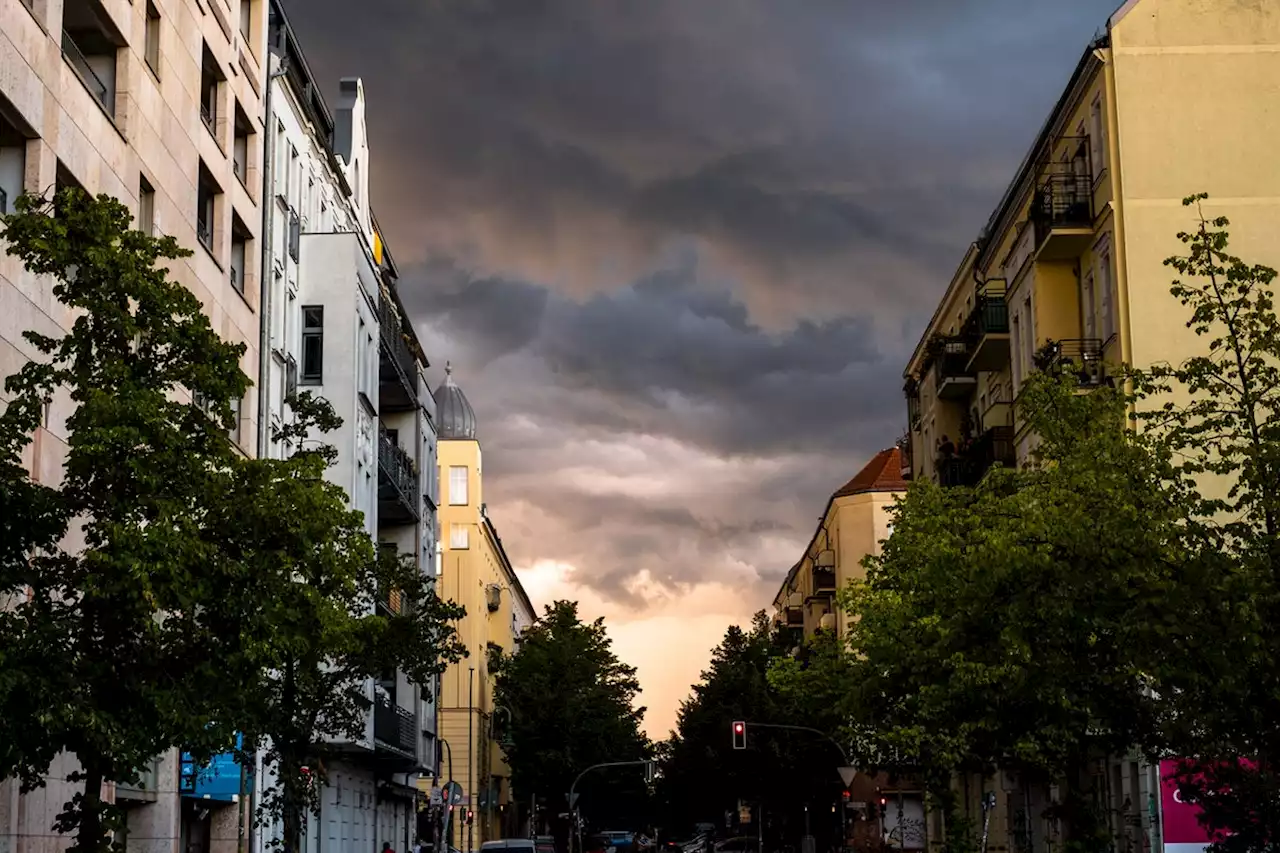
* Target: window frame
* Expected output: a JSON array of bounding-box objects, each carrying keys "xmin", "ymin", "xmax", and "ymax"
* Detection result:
[
  {"xmin": 300, "ymin": 304, "xmax": 324, "ymax": 385},
  {"xmin": 449, "ymin": 465, "xmax": 468, "ymax": 506},
  {"xmin": 449, "ymin": 523, "xmax": 470, "ymax": 550},
  {"xmin": 144, "ymin": 2, "xmax": 161, "ymax": 79}
]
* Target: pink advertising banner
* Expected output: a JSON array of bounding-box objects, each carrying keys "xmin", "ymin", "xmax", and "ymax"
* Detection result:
[{"xmin": 1160, "ymin": 759, "xmax": 1212, "ymax": 853}]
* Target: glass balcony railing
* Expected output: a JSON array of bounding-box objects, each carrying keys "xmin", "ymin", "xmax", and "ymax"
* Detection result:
[{"xmin": 62, "ymin": 32, "xmax": 113, "ymax": 116}]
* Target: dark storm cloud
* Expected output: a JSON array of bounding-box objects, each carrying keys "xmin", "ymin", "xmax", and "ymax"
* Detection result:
[{"xmin": 282, "ymin": 0, "xmax": 1123, "ymax": 609}]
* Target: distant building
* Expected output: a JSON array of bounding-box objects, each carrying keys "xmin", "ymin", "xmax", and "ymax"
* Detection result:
[
  {"xmin": 772, "ymin": 447, "xmax": 906, "ymax": 642},
  {"xmin": 433, "ymin": 366, "xmax": 535, "ymax": 848}
]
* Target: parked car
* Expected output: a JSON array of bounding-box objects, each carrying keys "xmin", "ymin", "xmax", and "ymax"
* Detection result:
[{"xmin": 481, "ymin": 841, "xmax": 536, "ymax": 853}]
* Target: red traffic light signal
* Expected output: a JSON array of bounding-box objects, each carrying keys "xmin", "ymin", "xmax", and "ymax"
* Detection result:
[
  {"xmin": 466, "ymin": 809, "xmax": 474, "ymax": 825},
  {"xmin": 731, "ymin": 721, "xmax": 746, "ymax": 750},
  {"xmin": 842, "ymin": 789, "xmax": 851, "ymax": 802}
]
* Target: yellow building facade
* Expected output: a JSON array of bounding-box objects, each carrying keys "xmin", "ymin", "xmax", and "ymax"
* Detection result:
[
  {"xmin": 773, "ymin": 447, "xmax": 908, "ymax": 642},
  {"xmin": 905, "ymin": 0, "xmax": 1280, "ymax": 493},
  {"xmin": 431, "ymin": 366, "xmax": 535, "ymax": 848},
  {"xmin": 901, "ymin": 2, "xmax": 1280, "ymax": 851}
]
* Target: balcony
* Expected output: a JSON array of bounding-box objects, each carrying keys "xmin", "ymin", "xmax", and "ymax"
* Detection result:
[
  {"xmin": 374, "ymin": 700, "xmax": 417, "ymax": 760},
  {"xmin": 896, "ymin": 433, "xmax": 913, "ymax": 480},
  {"xmin": 811, "ymin": 564, "xmax": 836, "ymax": 594},
  {"xmin": 934, "ymin": 426, "xmax": 1016, "ymax": 488},
  {"xmin": 927, "ymin": 337, "xmax": 977, "ymax": 401},
  {"xmin": 377, "ymin": 425, "xmax": 420, "ymax": 525},
  {"xmin": 963, "ymin": 282, "xmax": 1010, "ymax": 372},
  {"xmin": 1030, "ymin": 168, "xmax": 1093, "ymax": 261},
  {"xmin": 378, "ymin": 296, "xmax": 419, "ymax": 413},
  {"xmin": 1036, "ymin": 338, "xmax": 1106, "ymax": 387}
]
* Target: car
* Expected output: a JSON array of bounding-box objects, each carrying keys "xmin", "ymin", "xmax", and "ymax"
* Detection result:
[
  {"xmin": 481, "ymin": 841, "xmax": 537, "ymax": 853},
  {"xmin": 534, "ymin": 837, "xmax": 556, "ymax": 853}
]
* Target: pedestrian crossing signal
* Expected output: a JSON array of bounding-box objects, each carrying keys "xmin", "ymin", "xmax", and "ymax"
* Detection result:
[{"xmin": 732, "ymin": 721, "xmax": 746, "ymax": 750}]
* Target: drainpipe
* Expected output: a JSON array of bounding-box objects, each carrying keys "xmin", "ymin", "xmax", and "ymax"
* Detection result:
[{"xmin": 257, "ymin": 54, "xmax": 290, "ymax": 459}]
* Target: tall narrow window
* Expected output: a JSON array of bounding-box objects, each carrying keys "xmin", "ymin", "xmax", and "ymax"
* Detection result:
[
  {"xmin": 1081, "ymin": 272, "xmax": 1097, "ymax": 342},
  {"xmin": 300, "ymin": 306, "xmax": 323, "ymax": 384},
  {"xmin": 1010, "ymin": 313, "xmax": 1023, "ymax": 393},
  {"xmin": 144, "ymin": 2, "xmax": 161, "ymax": 78},
  {"xmin": 1098, "ymin": 242, "xmax": 1115, "ymax": 340},
  {"xmin": 229, "ymin": 212, "xmax": 249, "ymax": 294},
  {"xmin": 196, "ymin": 160, "xmax": 221, "ymax": 253},
  {"xmin": 233, "ymin": 101, "xmax": 253, "ymax": 187},
  {"xmin": 200, "ymin": 43, "xmax": 223, "ymax": 142},
  {"xmin": 449, "ymin": 466, "xmax": 468, "ymax": 506},
  {"xmin": 1090, "ymin": 94, "xmax": 1106, "ymax": 178},
  {"xmin": 62, "ymin": 0, "xmax": 124, "ymax": 118},
  {"xmin": 138, "ymin": 176, "xmax": 155, "ymax": 235},
  {"xmin": 450, "ymin": 524, "xmax": 469, "ymax": 550},
  {"xmin": 0, "ymin": 110, "xmax": 29, "ymax": 214},
  {"xmin": 239, "ymin": 0, "xmax": 253, "ymax": 41}
]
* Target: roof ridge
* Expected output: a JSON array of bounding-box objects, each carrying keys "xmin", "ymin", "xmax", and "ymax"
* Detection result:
[{"xmin": 831, "ymin": 447, "xmax": 908, "ymax": 499}]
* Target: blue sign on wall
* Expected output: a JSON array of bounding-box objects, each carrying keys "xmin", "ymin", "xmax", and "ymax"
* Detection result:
[{"xmin": 180, "ymin": 734, "xmax": 249, "ymax": 803}]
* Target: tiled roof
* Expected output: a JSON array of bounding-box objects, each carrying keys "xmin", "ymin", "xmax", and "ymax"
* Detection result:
[{"xmin": 831, "ymin": 447, "xmax": 908, "ymax": 498}]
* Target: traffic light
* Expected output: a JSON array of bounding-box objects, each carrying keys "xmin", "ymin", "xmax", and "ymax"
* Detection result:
[
  {"xmin": 466, "ymin": 810, "xmax": 474, "ymax": 826},
  {"xmin": 731, "ymin": 721, "xmax": 746, "ymax": 750},
  {"xmin": 842, "ymin": 789, "xmax": 851, "ymax": 802},
  {"xmin": 878, "ymin": 797, "xmax": 887, "ymax": 818}
]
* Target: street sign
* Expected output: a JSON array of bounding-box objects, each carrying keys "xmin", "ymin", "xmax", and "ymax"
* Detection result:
[
  {"xmin": 568, "ymin": 792, "xmax": 580, "ymax": 809},
  {"xmin": 442, "ymin": 781, "xmax": 465, "ymax": 806},
  {"xmin": 837, "ymin": 767, "xmax": 858, "ymax": 787},
  {"xmin": 429, "ymin": 786, "xmax": 443, "ymax": 806}
]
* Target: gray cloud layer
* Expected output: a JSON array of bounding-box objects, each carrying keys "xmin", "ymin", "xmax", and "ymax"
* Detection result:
[{"xmin": 282, "ymin": 0, "xmax": 1120, "ymax": 607}]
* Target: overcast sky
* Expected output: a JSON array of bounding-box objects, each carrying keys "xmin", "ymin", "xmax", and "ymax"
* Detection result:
[{"xmin": 283, "ymin": 0, "xmax": 1120, "ymax": 737}]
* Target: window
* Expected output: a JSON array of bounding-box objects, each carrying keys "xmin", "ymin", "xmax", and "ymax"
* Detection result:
[
  {"xmin": 144, "ymin": 2, "xmax": 161, "ymax": 78},
  {"xmin": 228, "ymin": 394, "xmax": 243, "ymax": 445},
  {"xmin": 239, "ymin": 0, "xmax": 252, "ymax": 41},
  {"xmin": 273, "ymin": 121, "xmax": 286, "ymax": 199},
  {"xmin": 200, "ymin": 43, "xmax": 223, "ymax": 141},
  {"xmin": 1097, "ymin": 239, "xmax": 1116, "ymax": 340},
  {"xmin": 1010, "ymin": 313, "xmax": 1023, "ymax": 392},
  {"xmin": 233, "ymin": 101, "xmax": 253, "ymax": 187},
  {"xmin": 450, "ymin": 523, "xmax": 469, "ymax": 550},
  {"xmin": 300, "ymin": 306, "xmax": 323, "ymax": 384},
  {"xmin": 449, "ymin": 466, "xmax": 468, "ymax": 505},
  {"xmin": 229, "ymin": 212, "xmax": 249, "ymax": 294},
  {"xmin": 1090, "ymin": 94, "xmax": 1107, "ymax": 178},
  {"xmin": 62, "ymin": 0, "xmax": 124, "ymax": 119},
  {"xmin": 138, "ymin": 176, "xmax": 155, "ymax": 235},
  {"xmin": 357, "ymin": 317, "xmax": 376, "ymax": 403},
  {"xmin": 196, "ymin": 160, "xmax": 221, "ymax": 252},
  {"xmin": 1082, "ymin": 271, "xmax": 1097, "ymax": 341},
  {"xmin": 0, "ymin": 109, "xmax": 29, "ymax": 213}
]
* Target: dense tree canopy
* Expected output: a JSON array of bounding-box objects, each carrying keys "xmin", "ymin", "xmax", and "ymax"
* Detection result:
[
  {"xmin": 0, "ymin": 189, "xmax": 259, "ymax": 853},
  {"xmin": 493, "ymin": 601, "xmax": 651, "ymax": 834}
]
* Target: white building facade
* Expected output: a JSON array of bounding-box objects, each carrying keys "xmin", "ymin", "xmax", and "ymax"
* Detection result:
[
  {"xmin": 0, "ymin": 0, "xmax": 270, "ymax": 852},
  {"xmin": 254, "ymin": 4, "xmax": 443, "ymax": 853}
]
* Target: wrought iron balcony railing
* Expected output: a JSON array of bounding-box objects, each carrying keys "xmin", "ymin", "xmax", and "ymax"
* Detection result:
[
  {"xmin": 377, "ymin": 425, "xmax": 419, "ymax": 523},
  {"xmin": 1036, "ymin": 338, "xmax": 1106, "ymax": 386}
]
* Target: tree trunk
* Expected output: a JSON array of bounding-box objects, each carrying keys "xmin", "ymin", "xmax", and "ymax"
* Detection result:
[{"xmin": 77, "ymin": 764, "xmax": 106, "ymax": 853}]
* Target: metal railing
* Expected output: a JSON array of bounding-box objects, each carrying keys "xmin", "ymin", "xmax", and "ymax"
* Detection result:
[
  {"xmin": 963, "ymin": 291, "xmax": 1010, "ymax": 341},
  {"xmin": 930, "ymin": 340, "xmax": 975, "ymax": 387},
  {"xmin": 229, "ymin": 265, "xmax": 240, "ymax": 292},
  {"xmin": 1031, "ymin": 172, "xmax": 1092, "ymax": 244},
  {"xmin": 201, "ymin": 100, "xmax": 217, "ymax": 134},
  {"xmin": 62, "ymin": 32, "xmax": 112, "ymax": 116},
  {"xmin": 378, "ymin": 297, "xmax": 419, "ymax": 403},
  {"xmin": 1037, "ymin": 338, "xmax": 1106, "ymax": 386},
  {"xmin": 812, "ymin": 566, "xmax": 836, "ymax": 593},
  {"xmin": 374, "ymin": 701, "xmax": 416, "ymax": 756},
  {"xmin": 196, "ymin": 218, "xmax": 213, "ymax": 250},
  {"xmin": 377, "ymin": 425, "xmax": 419, "ymax": 519}
]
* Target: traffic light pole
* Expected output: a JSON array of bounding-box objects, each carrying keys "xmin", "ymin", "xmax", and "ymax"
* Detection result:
[
  {"xmin": 736, "ymin": 723, "xmax": 851, "ymax": 852},
  {"xmin": 567, "ymin": 760, "xmax": 655, "ymax": 853}
]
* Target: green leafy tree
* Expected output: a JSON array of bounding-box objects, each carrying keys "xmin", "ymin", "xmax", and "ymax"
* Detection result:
[
  {"xmin": 208, "ymin": 393, "xmax": 467, "ymax": 853},
  {"xmin": 0, "ymin": 188, "xmax": 259, "ymax": 853},
  {"xmin": 659, "ymin": 615, "xmax": 842, "ymax": 847},
  {"xmin": 493, "ymin": 601, "xmax": 650, "ymax": 835},
  {"xmin": 1131, "ymin": 195, "xmax": 1280, "ymax": 853},
  {"xmin": 845, "ymin": 369, "xmax": 1224, "ymax": 850}
]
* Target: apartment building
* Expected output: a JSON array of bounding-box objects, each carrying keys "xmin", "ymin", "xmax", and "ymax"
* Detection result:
[
  {"xmin": 229, "ymin": 4, "xmax": 442, "ymax": 853},
  {"xmin": 0, "ymin": 0, "xmax": 268, "ymax": 851},
  {"xmin": 433, "ymin": 368, "xmax": 535, "ymax": 848},
  {"xmin": 901, "ymin": 1, "xmax": 1280, "ymax": 851},
  {"xmin": 768, "ymin": 448, "xmax": 916, "ymax": 853},
  {"xmin": 771, "ymin": 447, "xmax": 907, "ymax": 644}
]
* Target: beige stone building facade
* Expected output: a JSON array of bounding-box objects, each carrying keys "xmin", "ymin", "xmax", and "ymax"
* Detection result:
[{"xmin": 0, "ymin": 0, "xmax": 268, "ymax": 852}]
